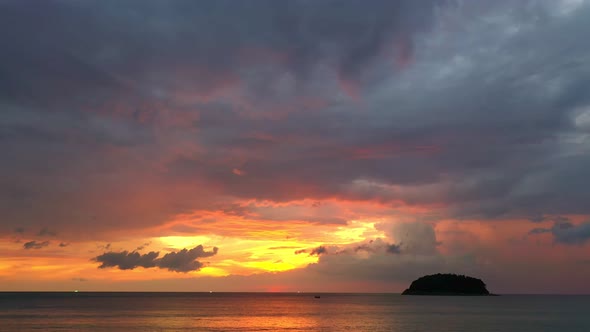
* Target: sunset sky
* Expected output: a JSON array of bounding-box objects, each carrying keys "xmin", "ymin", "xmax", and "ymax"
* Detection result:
[{"xmin": 1, "ymin": 0, "xmax": 590, "ymax": 294}]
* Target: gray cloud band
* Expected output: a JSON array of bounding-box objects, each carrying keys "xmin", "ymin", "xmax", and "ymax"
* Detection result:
[{"xmin": 1, "ymin": 1, "xmax": 590, "ymax": 239}]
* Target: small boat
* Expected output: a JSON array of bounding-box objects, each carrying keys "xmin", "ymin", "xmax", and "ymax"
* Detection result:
[{"xmin": 314, "ymin": 295, "xmax": 320, "ymax": 298}]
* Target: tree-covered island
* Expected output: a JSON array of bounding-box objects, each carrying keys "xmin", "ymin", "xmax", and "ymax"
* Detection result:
[{"xmin": 402, "ymin": 273, "xmax": 494, "ymax": 296}]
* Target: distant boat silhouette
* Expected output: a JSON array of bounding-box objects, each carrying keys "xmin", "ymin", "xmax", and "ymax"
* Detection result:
[{"xmin": 314, "ymin": 295, "xmax": 320, "ymax": 298}]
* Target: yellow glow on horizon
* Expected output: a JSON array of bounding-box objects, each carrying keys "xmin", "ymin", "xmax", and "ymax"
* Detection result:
[
  {"xmin": 0, "ymin": 213, "xmax": 387, "ymax": 289},
  {"xmin": 155, "ymin": 234, "xmax": 320, "ymax": 275},
  {"xmin": 332, "ymin": 220, "xmax": 380, "ymax": 242},
  {"xmin": 197, "ymin": 266, "xmax": 229, "ymax": 277},
  {"xmin": 153, "ymin": 219, "xmax": 386, "ymax": 276},
  {"xmin": 243, "ymin": 260, "xmax": 298, "ymax": 272}
]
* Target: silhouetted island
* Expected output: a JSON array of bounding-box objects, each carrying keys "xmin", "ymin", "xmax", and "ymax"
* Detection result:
[{"xmin": 402, "ymin": 273, "xmax": 492, "ymax": 296}]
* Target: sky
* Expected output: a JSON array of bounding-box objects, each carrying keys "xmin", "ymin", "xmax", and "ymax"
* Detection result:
[{"xmin": 1, "ymin": 0, "xmax": 590, "ymax": 294}]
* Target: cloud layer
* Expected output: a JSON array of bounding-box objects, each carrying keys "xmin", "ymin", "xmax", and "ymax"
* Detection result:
[
  {"xmin": 1, "ymin": 0, "xmax": 590, "ymax": 293},
  {"xmin": 1, "ymin": 1, "xmax": 590, "ymax": 239}
]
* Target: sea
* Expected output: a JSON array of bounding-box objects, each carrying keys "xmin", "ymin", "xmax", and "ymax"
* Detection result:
[{"xmin": 0, "ymin": 292, "xmax": 588, "ymax": 331}]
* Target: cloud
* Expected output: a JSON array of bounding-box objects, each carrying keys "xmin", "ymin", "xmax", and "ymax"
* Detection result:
[
  {"xmin": 386, "ymin": 244, "xmax": 402, "ymax": 254},
  {"xmin": 0, "ymin": 0, "xmax": 589, "ymax": 260},
  {"xmin": 0, "ymin": 0, "xmax": 446, "ymax": 107},
  {"xmin": 37, "ymin": 228, "xmax": 56, "ymax": 237},
  {"xmin": 292, "ymin": 236, "xmax": 481, "ymax": 286},
  {"xmin": 94, "ymin": 251, "xmax": 159, "ymax": 270},
  {"xmin": 309, "ymin": 246, "xmax": 327, "ymax": 256},
  {"xmin": 23, "ymin": 240, "xmax": 49, "ymax": 250},
  {"xmin": 529, "ymin": 228, "xmax": 551, "ymax": 235},
  {"xmin": 294, "ymin": 245, "xmax": 332, "ymax": 256},
  {"xmin": 351, "ymin": 239, "xmax": 401, "ymax": 255},
  {"xmin": 378, "ymin": 222, "xmax": 439, "ymax": 255},
  {"xmin": 0, "ymin": 0, "xmax": 451, "ymax": 238},
  {"xmin": 268, "ymin": 246, "xmax": 302, "ymax": 250},
  {"xmin": 135, "ymin": 241, "xmax": 151, "ymax": 251},
  {"xmin": 157, "ymin": 246, "xmax": 219, "ymax": 272},
  {"xmin": 529, "ymin": 220, "xmax": 590, "ymax": 245},
  {"xmin": 529, "ymin": 215, "xmax": 571, "ymax": 224},
  {"xmin": 93, "ymin": 245, "xmax": 218, "ymax": 272},
  {"xmin": 553, "ymin": 222, "xmax": 590, "ymax": 244}
]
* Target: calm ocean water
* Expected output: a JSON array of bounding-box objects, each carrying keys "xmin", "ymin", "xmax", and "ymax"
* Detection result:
[{"xmin": 0, "ymin": 292, "xmax": 588, "ymax": 331}]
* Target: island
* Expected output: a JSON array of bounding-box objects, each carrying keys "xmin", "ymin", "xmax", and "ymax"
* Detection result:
[{"xmin": 401, "ymin": 273, "xmax": 493, "ymax": 296}]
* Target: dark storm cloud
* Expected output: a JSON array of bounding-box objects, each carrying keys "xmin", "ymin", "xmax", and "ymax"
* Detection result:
[
  {"xmin": 529, "ymin": 220, "xmax": 590, "ymax": 245},
  {"xmin": 23, "ymin": 240, "xmax": 49, "ymax": 250},
  {"xmin": 0, "ymin": 0, "xmax": 445, "ymax": 106},
  {"xmin": 93, "ymin": 245, "xmax": 218, "ymax": 272},
  {"xmin": 1, "ymin": 0, "xmax": 590, "ymax": 238}
]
